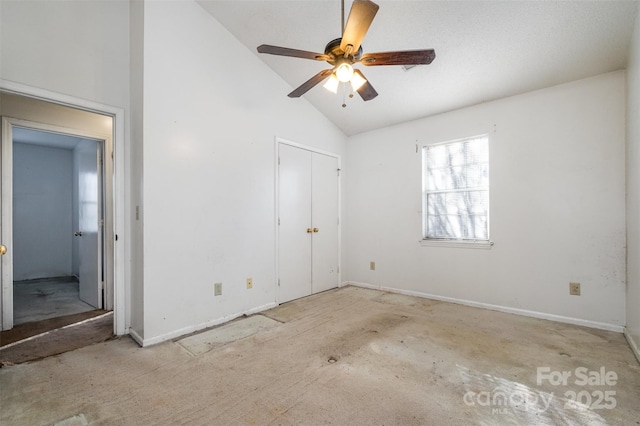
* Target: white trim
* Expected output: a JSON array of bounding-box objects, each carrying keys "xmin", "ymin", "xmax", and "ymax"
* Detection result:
[
  {"xmin": 345, "ymin": 281, "xmax": 625, "ymax": 333},
  {"xmin": 128, "ymin": 328, "xmax": 144, "ymax": 347},
  {"xmin": 139, "ymin": 302, "xmax": 278, "ymax": 347},
  {"xmin": 0, "ymin": 79, "xmax": 127, "ymax": 336},
  {"xmin": 276, "ymin": 137, "xmax": 341, "ymax": 160},
  {"xmin": 623, "ymin": 328, "xmax": 640, "ymax": 364},
  {"xmin": 0, "ymin": 119, "xmax": 14, "ymax": 330},
  {"xmin": 420, "ymin": 239, "xmax": 493, "ymax": 249}
]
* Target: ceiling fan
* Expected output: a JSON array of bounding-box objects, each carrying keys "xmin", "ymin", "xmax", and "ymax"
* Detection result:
[{"xmin": 256, "ymin": 0, "xmax": 436, "ymax": 102}]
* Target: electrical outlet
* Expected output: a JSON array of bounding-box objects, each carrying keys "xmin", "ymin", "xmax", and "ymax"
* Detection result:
[
  {"xmin": 370, "ymin": 261, "xmax": 376, "ymax": 271},
  {"xmin": 246, "ymin": 277, "xmax": 253, "ymax": 289},
  {"xmin": 569, "ymin": 282, "xmax": 581, "ymax": 296},
  {"xmin": 214, "ymin": 282, "xmax": 222, "ymax": 296}
]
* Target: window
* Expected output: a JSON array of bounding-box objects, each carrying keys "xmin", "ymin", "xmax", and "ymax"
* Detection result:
[{"xmin": 422, "ymin": 135, "xmax": 489, "ymax": 242}]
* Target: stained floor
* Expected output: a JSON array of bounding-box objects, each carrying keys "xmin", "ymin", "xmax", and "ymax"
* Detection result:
[
  {"xmin": 13, "ymin": 277, "xmax": 95, "ymax": 325},
  {"xmin": 1, "ymin": 286, "xmax": 639, "ymax": 425}
]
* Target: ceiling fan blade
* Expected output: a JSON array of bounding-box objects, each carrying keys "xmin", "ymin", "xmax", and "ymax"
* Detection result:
[
  {"xmin": 354, "ymin": 69, "xmax": 378, "ymax": 101},
  {"xmin": 257, "ymin": 44, "xmax": 330, "ymax": 61},
  {"xmin": 288, "ymin": 69, "xmax": 334, "ymax": 98},
  {"xmin": 361, "ymin": 49, "xmax": 436, "ymax": 66},
  {"xmin": 340, "ymin": 0, "xmax": 379, "ymax": 55}
]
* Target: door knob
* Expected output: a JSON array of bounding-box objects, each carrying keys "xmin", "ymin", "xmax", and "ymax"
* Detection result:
[
  {"xmin": 313, "ymin": 228, "xmax": 319, "ymax": 233},
  {"xmin": 74, "ymin": 231, "xmax": 83, "ymax": 237},
  {"xmin": 0, "ymin": 245, "xmax": 6, "ymax": 255},
  {"xmin": 306, "ymin": 228, "xmax": 313, "ymax": 233}
]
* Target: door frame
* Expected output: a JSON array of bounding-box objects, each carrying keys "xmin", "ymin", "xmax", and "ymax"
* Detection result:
[
  {"xmin": 0, "ymin": 79, "xmax": 126, "ymax": 335},
  {"xmin": 2, "ymin": 119, "xmax": 110, "ymax": 324},
  {"xmin": 274, "ymin": 137, "xmax": 341, "ymax": 304}
]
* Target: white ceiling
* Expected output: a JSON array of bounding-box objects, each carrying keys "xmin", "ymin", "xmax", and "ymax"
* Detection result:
[{"xmin": 198, "ymin": 1, "xmax": 639, "ymax": 136}]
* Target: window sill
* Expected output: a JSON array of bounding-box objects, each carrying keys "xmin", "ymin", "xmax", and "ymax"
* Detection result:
[{"xmin": 419, "ymin": 239, "xmax": 494, "ymax": 249}]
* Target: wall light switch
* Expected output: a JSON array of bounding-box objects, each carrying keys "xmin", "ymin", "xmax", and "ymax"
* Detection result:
[
  {"xmin": 370, "ymin": 261, "xmax": 376, "ymax": 271},
  {"xmin": 214, "ymin": 282, "xmax": 222, "ymax": 296},
  {"xmin": 247, "ymin": 278, "xmax": 253, "ymax": 289}
]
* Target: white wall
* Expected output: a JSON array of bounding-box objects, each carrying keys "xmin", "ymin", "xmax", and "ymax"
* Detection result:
[
  {"xmin": 13, "ymin": 143, "xmax": 73, "ymax": 280},
  {"xmin": 0, "ymin": 0, "xmax": 129, "ymax": 110},
  {"xmin": 139, "ymin": 1, "xmax": 348, "ymax": 344},
  {"xmin": 626, "ymin": 12, "xmax": 640, "ymax": 359},
  {"xmin": 347, "ymin": 71, "xmax": 627, "ymax": 331}
]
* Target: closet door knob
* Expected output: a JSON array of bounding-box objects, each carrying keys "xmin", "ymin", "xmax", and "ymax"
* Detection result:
[
  {"xmin": 306, "ymin": 228, "xmax": 313, "ymax": 233},
  {"xmin": 0, "ymin": 245, "xmax": 6, "ymax": 255},
  {"xmin": 313, "ymin": 228, "xmax": 319, "ymax": 233},
  {"xmin": 74, "ymin": 231, "xmax": 83, "ymax": 237}
]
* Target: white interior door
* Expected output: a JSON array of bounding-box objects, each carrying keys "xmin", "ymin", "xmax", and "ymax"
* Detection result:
[
  {"xmin": 311, "ymin": 153, "xmax": 339, "ymax": 294},
  {"xmin": 277, "ymin": 142, "xmax": 339, "ymax": 304},
  {"xmin": 278, "ymin": 144, "xmax": 313, "ymax": 303},
  {"xmin": 76, "ymin": 141, "xmax": 102, "ymax": 308},
  {"xmin": 1, "ymin": 118, "xmax": 15, "ymax": 330}
]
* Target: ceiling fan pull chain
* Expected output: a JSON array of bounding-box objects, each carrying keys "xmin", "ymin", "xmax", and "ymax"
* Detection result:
[
  {"xmin": 342, "ymin": 85, "xmax": 347, "ymax": 108},
  {"xmin": 341, "ymin": 0, "xmax": 345, "ymax": 34}
]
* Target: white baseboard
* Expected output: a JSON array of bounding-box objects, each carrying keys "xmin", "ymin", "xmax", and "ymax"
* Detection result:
[
  {"xmin": 345, "ymin": 281, "xmax": 624, "ymax": 333},
  {"xmin": 128, "ymin": 327, "xmax": 144, "ymax": 347},
  {"xmin": 136, "ymin": 302, "xmax": 278, "ymax": 347},
  {"xmin": 624, "ymin": 328, "xmax": 640, "ymax": 364}
]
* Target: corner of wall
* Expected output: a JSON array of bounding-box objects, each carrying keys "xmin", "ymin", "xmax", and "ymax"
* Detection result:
[{"xmin": 625, "ymin": 7, "xmax": 640, "ymax": 364}]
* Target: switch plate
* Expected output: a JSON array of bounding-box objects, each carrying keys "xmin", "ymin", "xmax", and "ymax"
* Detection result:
[
  {"xmin": 370, "ymin": 261, "xmax": 376, "ymax": 271},
  {"xmin": 247, "ymin": 278, "xmax": 253, "ymax": 289},
  {"xmin": 569, "ymin": 282, "xmax": 581, "ymax": 296},
  {"xmin": 214, "ymin": 282, "xmax": 222, "ymax": 296}
]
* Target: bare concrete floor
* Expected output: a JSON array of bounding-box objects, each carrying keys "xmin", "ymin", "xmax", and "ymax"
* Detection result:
[
  {"xmin": 13, "ymin": 277, "xmax": 95, "ymax": 325},
  {"xmin": 1, "ymin": 286, "xmax": 639, "ymax": 425}
]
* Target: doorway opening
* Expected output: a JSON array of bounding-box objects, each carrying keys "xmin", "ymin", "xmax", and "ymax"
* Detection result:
[
  {"xmin": 12, "ymin": 127, "xmax": 106, "ymax": 327},
  {"xmin": 0, "ymin": 89, "xmax": 122, "ymax": 358}
]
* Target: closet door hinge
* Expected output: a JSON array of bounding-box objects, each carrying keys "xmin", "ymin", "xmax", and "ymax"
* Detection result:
[
  {"xmin": 337, "ymin": 168, "xmax": 341, "ymax": 176},
  {"xmin": 278, "ymin": 279, "xmax": 280, "ymax": 287},
  {"xmin": 278, "ymin": 217, "xmax": 280, "ymax": 226}
]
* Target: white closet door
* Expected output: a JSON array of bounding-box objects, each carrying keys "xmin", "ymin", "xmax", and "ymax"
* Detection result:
[
  {"xmin": 278, "ymin": 143, "xmax": 339, "ymax": 304},
  {"xmin": 311, "ymin": 152, "xmax": 339, "ymax": 294},
  {"xmin": 278, "ymin": 144, "xmax": 313, "ymax": 303}
]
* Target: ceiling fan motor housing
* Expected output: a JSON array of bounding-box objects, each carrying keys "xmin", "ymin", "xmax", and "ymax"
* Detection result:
[{"xmin": 323, "ymin": 38, "xmax": 363, "ymax": 64}]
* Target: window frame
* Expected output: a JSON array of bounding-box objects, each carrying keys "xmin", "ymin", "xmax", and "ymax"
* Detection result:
[{"xmin": 421, "ymin": 134, "xmax": 492, "ymax": 248}]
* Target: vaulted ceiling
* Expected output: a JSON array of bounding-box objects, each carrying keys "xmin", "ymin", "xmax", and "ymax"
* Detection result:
[{"xmin": 198, "ymin": 1, "xmax": 639, "ymax": 136}]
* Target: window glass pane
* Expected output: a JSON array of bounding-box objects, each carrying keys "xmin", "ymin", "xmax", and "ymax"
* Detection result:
[
  {"xmin": 465, "ymin": 164, "xmax": 489, "ymax": 188},
  {"xmin": 423, "ymin": 136, "xmax": 489, "ymax": 241},
  {"xmin": 465, "ymin": 138, "xmax": 489, "ymax": 164},
  {"xmin": 427, "ymin": 145, "xmax": 447, "ymax": 169},
  {"xmin": 427, "ymin": 166, "xmax": 465, "ymax": 191},
  {"xmin": 446, "ymin": 142, "xmax": 465, "ymax": 166}
]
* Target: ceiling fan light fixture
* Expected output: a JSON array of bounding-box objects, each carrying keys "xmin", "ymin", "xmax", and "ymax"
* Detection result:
[
  {"xmin": 350, "ymin": 71, "xmax": 367, "ymax": 91},
  {"xmin": 323, "ymin": 73, "xmax": 340, "ymax": 93},
  {"xmin": 335, "ymin": 62, "xmax": 354, "ymax": 83}
]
